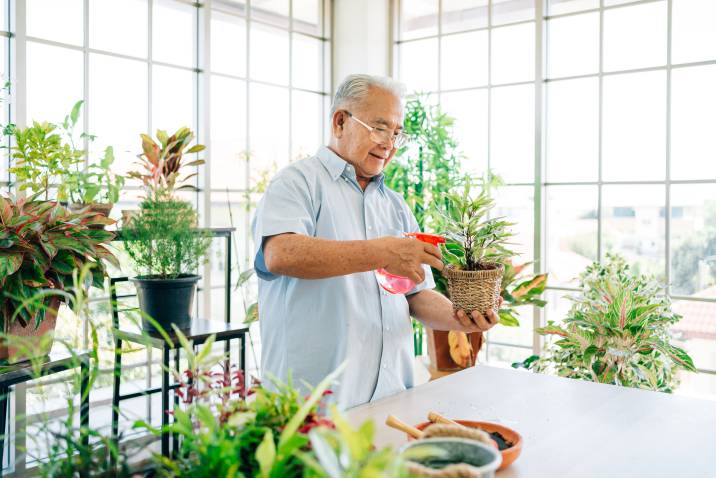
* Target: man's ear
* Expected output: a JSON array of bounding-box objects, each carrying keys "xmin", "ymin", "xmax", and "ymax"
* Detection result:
[{"xmin": 332, "ymin": 110, "xmax": 346, "ymax": 138}]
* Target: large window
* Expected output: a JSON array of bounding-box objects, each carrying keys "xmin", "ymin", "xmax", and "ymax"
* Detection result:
[
  {"xmin": 395, "ymin": 0, "xmax": 716, "ymax": 398},
  {"xmin": 1, "ymin": 0, "xmax": 329, "ymax": 473}
]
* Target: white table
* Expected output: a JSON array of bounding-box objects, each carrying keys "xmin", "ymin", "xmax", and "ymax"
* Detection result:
[{"xmin": 345, "ymin": 365, "xmax": 716, "ymax": 478}]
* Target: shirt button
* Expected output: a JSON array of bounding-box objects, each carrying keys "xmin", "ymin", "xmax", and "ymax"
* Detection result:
[
  {"xmin": 385, "ymin": 326, "xmax": 390, "ymax": 331},
  {"xmin": 383, "ymin": 364, "xmax": 387, "ymax": 370},
  {"xmin": 368, "ymin": 225, "xmax": 373, "ymax": 231}
]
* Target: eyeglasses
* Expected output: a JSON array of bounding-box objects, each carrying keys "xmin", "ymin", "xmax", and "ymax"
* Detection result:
[{"xmin": 345, "ymin": 111, "xmax": 411, "ymax": 149}]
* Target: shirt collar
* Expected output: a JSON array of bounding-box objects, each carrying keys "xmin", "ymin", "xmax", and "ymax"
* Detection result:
[{"xmin": 317, "ymin": 146, "xmax": 387, "ymax": 194}]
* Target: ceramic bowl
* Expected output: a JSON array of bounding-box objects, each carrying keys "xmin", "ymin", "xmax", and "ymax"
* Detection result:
[{"xmin": 400, "ymin": 437, "xmax": 502, "ymax": 478}]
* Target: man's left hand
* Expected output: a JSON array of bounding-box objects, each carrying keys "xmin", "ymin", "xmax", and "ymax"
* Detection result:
[{"xmin": 453, "ymin": 296, "xmax": 504, "ymax": 333}]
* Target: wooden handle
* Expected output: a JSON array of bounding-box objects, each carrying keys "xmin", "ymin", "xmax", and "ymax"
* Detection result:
[
  {"xmin": 385, "ymin": 414, "xmax": 424, "ymax": 439},
  {"xmin": 428, "ymin": 411, "xmax": 463, "ymax": 427}
]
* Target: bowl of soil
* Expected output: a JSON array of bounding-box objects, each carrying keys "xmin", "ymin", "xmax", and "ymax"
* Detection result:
[
  {"xmin": 411, "ymin": 420, "xmax": 522, "ymax": 471},
  {"xmin": 400, "ymin": 437, "xmax": 502, "ymax": 478}
]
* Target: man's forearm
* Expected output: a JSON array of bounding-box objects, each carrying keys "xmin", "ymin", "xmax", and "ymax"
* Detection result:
[
  {"xmin": 407, "ymin": 289, "xmax": 466, "ymax": 331},
  {"xmin": 263, "ymin": 234, "xmax": 384, "ymax": 279}
]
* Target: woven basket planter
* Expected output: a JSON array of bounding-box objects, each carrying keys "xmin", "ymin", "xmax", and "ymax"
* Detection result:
[{"xmin": 443, "ymin": 263, "xmax": 505, "ymax": 315}]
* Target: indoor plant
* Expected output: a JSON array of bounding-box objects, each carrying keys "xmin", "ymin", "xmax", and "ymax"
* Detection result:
[
  {"xmin": 66, "ymin": 146, "xmax": 125, "ymax": 220},
  {"xmin": 0, "ymin": 195, "xmax": 117, "ymax": 362},
  {"xmin": 438, "ymin": 178, "xmax": 514, "ymax": 317},
  {"xmin": 122, "ymin": 198, "xmax": 210, "ymax": 331},
  {"xmin": 9, "ymin": 101, "xmax": 86, "ymax": 202},
  {"xmin": 123, "ymin": 127, "xmax": 209, "ymax": 332},
  {"xmin": 514, "ymin": 254, "xmax": 696, "ymax": 393}
]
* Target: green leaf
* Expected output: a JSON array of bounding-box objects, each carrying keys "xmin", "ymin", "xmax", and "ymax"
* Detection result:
[
  {"xmin": 186, "ymin": 144, "xmax": 206, "ymax": 154},
  {"xmin": 69, "ymin": 100, "xmax": 83, "ymax": 125},
  {"xmin": 0, "ymin": 252, "xmax": 23, "ymax": 277},
  {"xmin": 498, "ymin": 309, "xmax": 520, "ymax": 327},
  {"xmin": 308, "ymin": 431, "xmax": 342, "ymax": 478},
  {"xmin": 256, "ymin": 429, "xmax": 276, "ymax": 478},
  {"xmin": 245, "ymin": 302, "xmax": 259, "ymax": 324}
]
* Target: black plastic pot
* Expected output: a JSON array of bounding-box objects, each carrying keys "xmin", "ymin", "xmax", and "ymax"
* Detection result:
[{"xmin": 131, "ymin": 274, "xmax": 200, "ymax": 332}]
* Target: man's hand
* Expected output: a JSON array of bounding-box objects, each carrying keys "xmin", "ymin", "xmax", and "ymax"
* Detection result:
[
  {"xmin": 452, "ymin": 296, "xmax": 504, "ymax": 333},
  {"xmin": 373, "ymin": 236, "xmax": 443, "ymax": 284}
]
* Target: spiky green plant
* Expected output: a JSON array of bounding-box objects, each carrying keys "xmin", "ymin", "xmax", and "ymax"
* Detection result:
[
  {"xmin": 516, "ymin": 254, "xmax": 695, "ymax": 392},
  {"xmin": 437, "ymin": 178, "xmax": 515, "ymax": 271}
]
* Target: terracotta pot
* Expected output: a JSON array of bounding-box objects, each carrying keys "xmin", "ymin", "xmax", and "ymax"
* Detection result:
[
  {"xmin": 410, "ymin": 420, "xmax": 523, "ymax": 472},
  {"xmin": 1, "ymin": 297, "xmax": 61, "ymax": 364},
  {"xmin": 426, "ymin": 327, "xmax": 484, "ymax": 372},
  {"xmin": 443, "ymin": 263, "xmax": 504, "ymax": 316}
]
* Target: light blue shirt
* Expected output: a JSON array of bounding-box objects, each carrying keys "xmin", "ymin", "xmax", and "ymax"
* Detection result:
[{"xmin": 252, "ymin": 146, "xmax": 435, "ymax": 409}]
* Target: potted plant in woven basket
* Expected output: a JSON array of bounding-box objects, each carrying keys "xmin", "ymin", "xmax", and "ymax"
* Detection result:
[
  {"xmin": 0, "ymin": 195, "xmax": 117, "ymax": 363},
  {"xmin": 438, "ymin": 179, "xmax": 515, "ymax": 318}
]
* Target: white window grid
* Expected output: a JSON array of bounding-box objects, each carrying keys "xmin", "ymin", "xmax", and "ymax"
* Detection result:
[{"xmin": 394, "ymin": 0, "xmax": 716, "ymax": 377}]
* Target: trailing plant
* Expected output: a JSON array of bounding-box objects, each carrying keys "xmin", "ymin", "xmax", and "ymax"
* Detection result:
[
  {"xmin": 438, "ymin": 178, "xmax": 515, "ymax": 272},
  {"xmin": 122, "ymin": 198, "xmax": 211, "ymax": 279},
  {"xmin": 514, "ymin": 254, "xmax": 696, "ymax": 393},
  {"xmin": 128, "ymin": 127, "xmax": 205, "ymax": 201},
  {"xmin": 66, "ymin": 146, "xmax": 125, "ymax": 205},
  {"xmin": 10, "ymin": 101, "xmax": 87, "ymax": 201},
  {"xmin": 0, "ymin": 195, "xmax": 117, "ymax": 330}
]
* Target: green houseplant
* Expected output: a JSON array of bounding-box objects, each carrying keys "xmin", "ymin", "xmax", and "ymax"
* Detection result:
[
  {"xmin": 0, "ymin": 195, "xmax": 117, "ymax": 362},
  {"xmin": 515, "ymin": 254, "xmax": 695, "ymax": 393},
  {"xmin": 66, "ymin": 146, "xmax": 125, "ymax": 220},
  {"xmin": 123, "ymin": 127, "xmax": 210, "ymax": 331},
  {"xmin": 9, "ymin": 101, "xmax": 87, "ymax": 202},
  {"xmin": 438, "ymin": 178, "xmax": 514, "ymax": 317}
]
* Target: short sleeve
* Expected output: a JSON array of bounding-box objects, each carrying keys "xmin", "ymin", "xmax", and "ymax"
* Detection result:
[{"xmin": 252, "ymin": 168, "xmax": 316, "ymax": 281}]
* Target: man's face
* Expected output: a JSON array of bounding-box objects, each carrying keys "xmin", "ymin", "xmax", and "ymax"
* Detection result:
[{"xmin": 334, "ymin": 87, "xmax": 403, "ymax": 179}]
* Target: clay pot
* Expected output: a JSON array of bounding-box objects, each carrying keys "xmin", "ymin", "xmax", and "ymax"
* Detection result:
[
  {"xmin": 411, "ymin": 420, "xmax": 523, "ymax": 472},
  {"xmin": 0, "ymin": 297, "xmax": 61, "ymax": 363},
  {"xmin": 426, "ymin": 327, "xmax": 484, "ymax": 372}
]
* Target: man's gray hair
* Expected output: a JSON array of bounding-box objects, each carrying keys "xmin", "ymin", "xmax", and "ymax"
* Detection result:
[{"xmin": 330, "ymin": 74, "xmax": 406, "ymax": 116}]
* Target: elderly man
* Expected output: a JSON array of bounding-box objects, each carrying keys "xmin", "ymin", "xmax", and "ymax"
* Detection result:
[{"xmin": 252, "ymin": 74, "xmax": 498, "ymax": 409}]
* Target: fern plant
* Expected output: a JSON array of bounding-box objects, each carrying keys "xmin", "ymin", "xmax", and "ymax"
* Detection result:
[{"xmin": 516, "ymin": 254, "xmax": 695, "ymax": 392}]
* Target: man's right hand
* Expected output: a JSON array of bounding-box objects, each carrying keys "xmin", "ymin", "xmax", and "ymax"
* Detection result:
[{"xmin": 373, "ymin": 236, "xmax": 444, "ymax": 284}]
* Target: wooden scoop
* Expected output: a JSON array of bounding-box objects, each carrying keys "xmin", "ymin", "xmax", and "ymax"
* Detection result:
[
  {"xmin": 386, "ymin": 414, "xmax": 424, "ymax": 439},
  {"xmin": 428, "ymin": 411, "xmax": 463, "ymax": 427}
]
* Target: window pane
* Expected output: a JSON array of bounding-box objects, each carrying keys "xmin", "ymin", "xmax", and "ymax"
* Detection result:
[
  {"xmin": 250, "ymin": 22, "xmax": 289, "ymax": 85},
  {"xmin": 488, "ymin": 305, "xmax": 533, "ymax": 346},
  {"xmin": 27, "ymin": 0, "xmax": 83, "ymax": 46},
  {"xmin": 211, "ymin": 11, "xmax": 247, "ymax": 77},
  {"xmin": 670, "ymin": 184, "xmax": 716, "ymax": 298},
  {"xmin": 490, "ymin": 84, "xmax": 534, "ymax": 183},
  {"xmin": 292, "ymin": 90, "xmax": 323, "ymax": 160},
  {"xmin": 493, "ymin": 185, "xmax": 534, "ymax": 264},
  {"xmin": 602, "ymin": 71, "xmax": 666, "ymax": 181},
  {"xmin": 442, "ymin": 0, "xmax": 487, "ymax": 34},
  {"xmin": 491, "ymin": 0, "xmax": 534, "ymax": 26},
  {"xmin": 441, "ymin": 31, "xmax": 488, "ymax": 90},
  {"xmin": 399, "ymin": 38, "xmax": 438, "ymax": 93},
  {"xmin": 603, "ymin": 2, "xmax": 667, "ymax": 72},
  {"xmin": 26, "ymin": 42, "xmax": 84, "ymax": 124},
  {"xmin": 546, "ymin": 185, "xmax": 598, "ymax": 287},
  {"xmin": 153, "ymin": 0, "xmax": 195, "ymax": 68},
  {"xmin": 249, "ymin": 83, "xmax": 289, "ymax": 176},
  {"xmin": 671, "ymin": 65, "xmax": 716, "ymax": 180},
  {"xmin": 439, "ymin": 89, "xmax": 488, "ymax": 177},
  {"xmin": 400, "ymin": 0, "xmax": 438, "ymax": 40},
  {"xmin": 604, "ymin": 0, "xmax": 641, "ymax": 5},
  {"xmin": 671, "ymin": 299, "xmax": 716, "ymax": 379},
  {"xmin": 210, "ymin": 76, "xmax": 247, "ymax": 190},
  {"xmin": 89, "ymin": 54, "xmax": 148, "ymax": 174},
  {"xmin": 491, "ymin": 22, "xmax": 535, "ymax": 85},
  {"xmin": 544, "ymin": 290, "xmax": 577, "ymax": 325},
  {"xmin": 152, "ymin": 65, "xmax": 195, "ymax": 134},
  {"xmin": 602, "ymin": 184, "xmax": 666, "ymax": 282},
  {"xmin": 292, "ymin": 34, "xmax": 322, "ymax": 91},
  {"xmin": 90, "ymin": 0, "xmax": 148, "ymax": 58},
  {"xmin": 486, "ymin": 344, "xmax": 530, "ymax": 367},
  {"xmin": 546, "ymin": 77, "xmax": 599, "ymax": 182},
  {"xmin": 547, "ymin": 0, "xmax": 599, "ymax": 15},
  {"xmin": 672, "ymin": 0, "xmax": 716, "ymax": 64},
  {"xmin": 546, "ymin": 12, "xmax": 599, "ymax": 79},
  {"xmin": 676, "ymin": 370, "xmax": 716, "ymax": 400},
  {"xmin": 293, "ymin": 0, "xmax": 322, "ymax": 36},
  {"xmin": 251, "ymin": 0, "xmax": 289, "ymax": 28}
]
